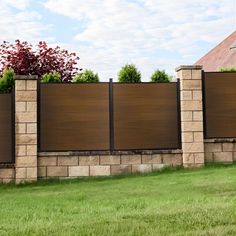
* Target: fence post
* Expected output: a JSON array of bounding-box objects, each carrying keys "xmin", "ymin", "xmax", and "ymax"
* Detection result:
[
  {"xmin": 15, "ymin": 75, "xmax": 38, "ymax": 183},
  {"xmin": 176, "ymin": 65, "xmax": 205, "ymax": 167}
]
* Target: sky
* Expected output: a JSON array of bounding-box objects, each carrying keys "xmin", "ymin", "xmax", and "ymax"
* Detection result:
[{"xmin": 0, "ymin": 0, "xmax": 236, "ymax": 81}]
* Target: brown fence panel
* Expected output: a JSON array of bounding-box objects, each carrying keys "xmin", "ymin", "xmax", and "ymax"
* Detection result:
[
  {"xmin": 0, "ymin": 93, "xmax": 13, "ymax": 163},
  {"xmin": 40, "ymin": 83, "xmax": 110, "ymax": 151},
  {"xmin": 113, "ymin": 83, "xmax": 180, "ymax": 150},
  {"xmin": 204, "ymin": 72, "xmax": 236, "ymax": 138}
]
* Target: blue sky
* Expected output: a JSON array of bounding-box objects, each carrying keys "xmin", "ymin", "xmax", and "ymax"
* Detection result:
[{"xmin": 0, "ymin": 0, "xmax": 235, "ymax": 81}]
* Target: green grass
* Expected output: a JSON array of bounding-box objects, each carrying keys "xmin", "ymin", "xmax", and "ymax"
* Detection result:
[{"xmin": 0, "ymin": 165, "xmax": 236, "ymax": 236}]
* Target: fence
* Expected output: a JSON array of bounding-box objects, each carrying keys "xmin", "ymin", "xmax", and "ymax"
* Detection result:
[
  {"xmin": 203, "ymin": 72, "xmax": 236, "ymax": 138},
  {"xmin": 0, "ymin": 92, "xmax": 14, "ymax": 163},
  {"xmin": 39, "ymin": 81, "xmax": 181, "ymax": 151}
]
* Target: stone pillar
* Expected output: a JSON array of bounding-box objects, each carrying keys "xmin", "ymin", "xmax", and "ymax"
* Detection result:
[
  {"xmin": 176, "ymin": 65, "xmax": 204, "ymax": 167},
  {"xmin": 15, "ymin": 75, "xmax": 38, "ymax": 183}
]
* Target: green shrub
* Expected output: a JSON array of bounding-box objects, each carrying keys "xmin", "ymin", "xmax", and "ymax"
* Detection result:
[
  {"xmin": 0, "ymin": 68, "xmax": 15, "ymax": 93},
  {"xmin": 73, "ymin": 69, "xmax": 99, "ymax": 83},
  {"xmin": 118, "ymin": 64, "xmax": 141, "ymax": 83},
  {"xmin": 220, "ymin": 67, "xmax": 236, "ymax": 72},
  {"xmin": 41, "ymin": 72, "xmax": 61, "ymax": 83},
  {"xmin": 150, "ymin": 69, "xmax": 172, "ymax": 82}
]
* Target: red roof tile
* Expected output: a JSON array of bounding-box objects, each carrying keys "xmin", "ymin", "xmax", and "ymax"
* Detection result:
[{"xmin": 195, "ymin": 31, "xmax": 236, "ymax": 71}]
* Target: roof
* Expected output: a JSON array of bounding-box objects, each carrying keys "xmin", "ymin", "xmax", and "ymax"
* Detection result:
[{"xmin": 195, "ymin": 31, "xmax": 236, "ymax": 71}]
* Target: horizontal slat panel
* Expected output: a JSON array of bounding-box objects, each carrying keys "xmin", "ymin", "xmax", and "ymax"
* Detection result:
[
  {"xmin": 113, "ymin": 83, "xmax": 180, "ymax": 150},
  {"xmin": 0, "ymin": 93, "xmax": 13, "ymax": 163},
  {"xmin": 204, "ymin": 72, "xmax": 236, "ymax": 138},
  {"xmin": 40, "ymin": 84, "xmax": 110, "ymax": 151}
]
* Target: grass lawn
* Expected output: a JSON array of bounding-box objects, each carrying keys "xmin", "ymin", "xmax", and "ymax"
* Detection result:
[{"xmin": 0, "ymin": 165, "xmax": 235, "ymax": 236}]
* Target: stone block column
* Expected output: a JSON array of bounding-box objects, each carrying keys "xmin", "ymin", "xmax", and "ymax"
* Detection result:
[
  {"xmin": 176, "ymin": 65, "xmax": 204, "ymax": 167},
  {"xmin": 15, "ymin": 75, "xmax": 38, "ymax": 183}
]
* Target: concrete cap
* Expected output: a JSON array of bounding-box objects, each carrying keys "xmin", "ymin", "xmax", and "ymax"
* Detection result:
[
  {"xmin": 175, "ymin": 65, "xmax": 202, "ymax": 72},
  {"xmin": 14, "ymin": 75, "xmax": 38, "ymax": 80}
]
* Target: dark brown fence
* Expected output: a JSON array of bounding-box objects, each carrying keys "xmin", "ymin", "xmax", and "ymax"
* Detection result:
[
  {"xmin": 40, "ymin": 82, "xmax": 180, "ymax": 151},
  {"xmin": 0, "ymin": 93, "xmax": 14, "ymax": 163},
  {"xmin": 40, "ymin": 83, "xmax": 110, "ymax": 151},
  {"xmin": 113, "ymin": 83, "xmax": 180, "ymax": 150},
  {"xmin": 203, "ymin": 72, "xmax": 236, "ymax": 138}
]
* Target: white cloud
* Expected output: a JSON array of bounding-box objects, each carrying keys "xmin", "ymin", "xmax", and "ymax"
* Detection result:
[
  {"xmin": 44, "ymin": 0, "xmax": 236, "ymax": 81},
  {"xmin": 0, "ymin": 0, "xmax": 49, "ymax": 43}
]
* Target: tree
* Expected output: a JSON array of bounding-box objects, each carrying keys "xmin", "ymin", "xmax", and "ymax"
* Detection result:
[
  {"xmin": 118, "ymin": 64, "xmax": 141, "ymax": 83},
  {"xmin": 0, "ymin": 40, "xmax": 80, "ymax": 81},
  {"xmin": 150, "ymin": 69, "xmax": 172, "ymax": 83},
  {"xmin": 73, "ymin": 69, "xmax": 99, "ymax": 83}
]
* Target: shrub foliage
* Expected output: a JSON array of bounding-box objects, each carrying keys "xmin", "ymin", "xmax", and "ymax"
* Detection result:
[
  {"xmin": 73, "ymin": 69, "xmax": 99, "ymax": 83},
  {"xmin": 0, "ymin": 40, "xmax": 80, "ymax": 81},
  {"xmin": 118, "ymin": 64, "xmax": 141, "ymax": 83},
  {"xmin": 41, "ymin": 72, "xmax": 61, "ymax": 83},
  {"xmin": 0, "ymin": 68, "xmax": 15, "ymax": 93},
  {"xmin": 150, "ymin": 70, "xmax": 172, "ymax": 83},
  {"xmin": 220, "ymin": 67, "xmax": 236, "ymax": 72}
]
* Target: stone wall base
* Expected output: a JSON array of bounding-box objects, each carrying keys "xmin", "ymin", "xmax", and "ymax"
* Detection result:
[
  {"xmin": 38, "ymin": 151, "xmax": 182, "ymax": 179},
  {"xmin": 0, "ymin": 166, "xmax": 15, "ymax": 183},
  {"xmin": 204, "ymin": 139, "xmax": 236, "ymax": 163}
]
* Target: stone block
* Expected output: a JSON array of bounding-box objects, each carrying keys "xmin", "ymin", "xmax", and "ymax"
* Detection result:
[
  {"xmin": 181, "ymin": 80, "xmax": 202, "ymax": 90},
  {"xmin": 204, "ymin": 143, "xmax": 222, "ymax": 153},
  {"xmin": 181, "ymin": 111, "xmax": 192, "ymax": 121},
  {"xmin": 100, "ymin": 155, "xmax": 120, "ymax": 165},
  {"xmin": 110, "ymin": 165, "xmax": 131, "ymax": 175},
  {"xmin": 181, "ymin": 101, "xmax": 202, "ymax": 111},
  {"xmin": 26, "ymin": 123, "xmax": 37, "ymax": 134},
  {"xmin": 27, "ymin": 102, "xmax": 37, "ymax": 112},
  {"xmin": 16, "ymin": 123, "xmax": 26, "ymax": 134},
  {"xmin": 0, "ymin": 168, "xmax": 15, "ymax": 179},
  {"xmin": 16, "ymin": 145, "xmax": 26, "ymax": 156},
  {"xmin": 15, "ymin": 80, "xmax": 26, "ymax": 90},
  {"xmin": 16, "ymin": 134, "xmax": 37, "ymax": 145},
  {"xmin": 90, "ymin": 166, "xmax": 110, "ymax": 176},
  {"xmin": 16, "ymin": 156, "xmax": 37, "ymax": 167},
  {"xmin": 15, "ymin": 168, "xmax": 26, "ymax": 179},
  {"xmin": 16, "ymin": 102, "xmax": 26, "ymax": 112},
  {"xmin": 16, "ymin": 112, "xmax": 36, "ymax": 123},
  {"xmin": 182, "ymin": 121, "xmax": 203, "ymax": 132},
  {"xmin": 121, "ymin": 155, "xmax": 141, "ymax": 164},
  {"xmin": 26, "ymin": 80, "xmax": 37, "ymax": 90},
  {"xmin": 47, "ymin": 166, "xmax": 68, "ymax": 177},
  {"xmin": 214, "ymin": 152, "xmax": 233, "ymax": 163},
  {"xmin": 79, "ymin": 156, "xmax": 99, "ymax": 166},
  {"xmin": 182, "ymin": 142, "xmax": 204, "ymax": 153},
  {"xmin": 181, "ymin": 91, "xmax": 192, "ymax": 100},
  {"xmin": 26, "ymin": 145, "xmax": 37, "ymax": 156},
  {"xmin": 193, "ymin": 111, "xmax": 203, "ymax": 121},
  {"xmin": 182, "ymin": 132, "xmax": 193, "ymax": 143},
  {"xmin": 38, "ymin": 156, "xmax": 57, "ymax": 166},
  {"xmin": 205, "ymin": 152, "xmax": 213, "ymax": 162},
  {"xmin": 179, "ymin": 69, "xmax": 192, "ymax": 80},
  {"xmin": 191, "ymin": 69, "xmax": 202, "ymax": 80},
  {"xmin": 15, "ymin": 90, "xmax": 37, "ymax": 102},
  {"xmin": 27, "ymin": 167, "xmax": 37, "ymax": 179},
  {"xmin": 38, "ymin": 167, "xmax": 46, "ymax": 177},
  {"xmin": 183, "ymin": 153, "xmax": 195, "ymax": 164},
  {"xmin": 222, "ymin": 143, "xmax": 234, "ymax": 152},
  {"xmin": 132, "ymin": 164, "xmax": 152, "ymax": 173},
  {"xmin": 192, "ymin": 91, "xmax": 202, "ymax": 100},
  {"xmin": 193, "ymin": 132, "xmax": 203, "ymax": 142},
  {"xmin": 194, "ymin": 153, "xmax": 204, "ymax": 164},
  {"xmin": 152, "ymin": 164, "xmax": 166, "ymax": 171},
  {"xmin": 69, "ymin": 166, "xmax": 89, "ymax": 177},
  {"xmin": 142, "ymin": 154, "xmax": 162, "ymax": 164},
  {"xmin": 58, "ymin": 156, "xmax": 78, "ymax": 166},
  {"xmin": 163, "ymin": 154, "xmax": 182, "ymax": 165}
]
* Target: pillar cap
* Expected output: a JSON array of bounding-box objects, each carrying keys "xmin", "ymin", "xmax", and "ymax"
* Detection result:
[
  {"xmin": 14, "ymin": 75, "xmax": 38, "ymax": 80},
  {"xmin": 175, "ymin": 65, "xmax": 202, "ymax": 72}
]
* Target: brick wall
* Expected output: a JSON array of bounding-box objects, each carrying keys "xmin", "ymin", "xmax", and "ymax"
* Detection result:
[
  {"xmin": 38, "ymin": 151, "xmax": 182, "ymax": 178},
  {"xmin": 0, "ymin": 167, "xmax": 15, "ymax": 183}
]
